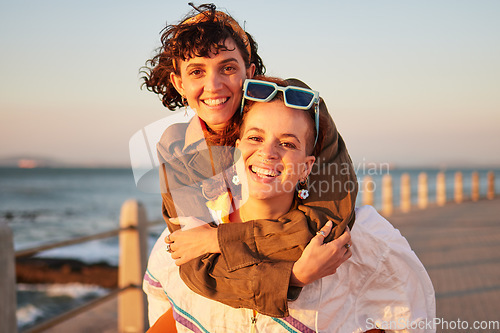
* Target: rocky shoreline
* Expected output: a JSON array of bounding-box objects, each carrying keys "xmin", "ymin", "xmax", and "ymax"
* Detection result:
[{"xmin": 16, "ymin": 257, "xmax": 118, "ymax": 289}]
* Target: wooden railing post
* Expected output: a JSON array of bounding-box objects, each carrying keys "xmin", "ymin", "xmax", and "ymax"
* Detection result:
[
  {"xmin": 362, "ymin": 176, "xmax": 375, "ymax": 207},
  {"xmin": 400, "ymin": 173, "xmax": 411, "ymax": 213},
  {"xmin": 118, "ymin": 200, "xmax": 148, "ymax": 333},
  {"xmin": 436, "ymin": 172, "xmax": 446, "ymax": 206},
  {"xmin": 382, "ymin": 174, "xmax": 393, "ymax": 216},
  {"xmin": 418, "ymin": 172, "xmax": 428, "ymax": 209},
  {"xmin": 455, "ymin": 172, "xmax": 464, "ymax": 203},
  {"xmin": 487, "ymin": 171, "xmax": 495, "ymax": 200},
  {"xmin": 0, "ymin": 222, "xmax": 18, "ymax": 333},
  {"xmin": 471, "ymin": 172, "xmax": 480, "ymax": 202}
]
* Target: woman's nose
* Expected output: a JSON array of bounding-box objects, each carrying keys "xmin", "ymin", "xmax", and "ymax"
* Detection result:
[
  {"xmin": 204, "ymin": 72, "xmax": 224, "ymax": 92},
  {"xmin": 258, "ymin": 142, "xmax": 279, "ymax": 160}
]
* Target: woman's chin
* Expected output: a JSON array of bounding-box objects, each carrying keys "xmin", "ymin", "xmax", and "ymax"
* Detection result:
[
  {"xmin": 248, "ymin": 187, "xmax": 291, "ymax": 201},
  {"xmin": 248, "ymin": 189, "xmax": 272, "ymax": 200}
]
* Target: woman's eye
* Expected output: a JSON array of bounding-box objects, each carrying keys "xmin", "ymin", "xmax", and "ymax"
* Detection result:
[
  {"xmin": 222, "ymin": 65, "xmax": 236, "ymax": 74},
  {"xmin": 247, "ymin": 136, "xmax": 262, "ymax": 142},
  {"xmin": 280, "ymin": 142, "xmax": 297, "ymax": 149},
  {"xmin": 189, "ymin": 69, "xmax": 203, "ymax": 76}
]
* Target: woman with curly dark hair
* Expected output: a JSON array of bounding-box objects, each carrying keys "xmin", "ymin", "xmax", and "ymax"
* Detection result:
[{"xmin": 141, "ymin": 2, "xmax": 360, "ymax": 327}]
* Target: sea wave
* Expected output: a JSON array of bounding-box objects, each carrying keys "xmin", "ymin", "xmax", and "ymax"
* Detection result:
[{"xmin": 16, "ymin": 283, "xmax": 109, "ymax": 330}]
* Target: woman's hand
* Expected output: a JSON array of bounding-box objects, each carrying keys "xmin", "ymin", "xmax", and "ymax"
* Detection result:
[
  {"xmin": 290, "ymin": 221, "xmax": 352, "ymax": 287},
  {"xmin": 166, "ymin": 217, "xmax": 220, "ymax": 266}
]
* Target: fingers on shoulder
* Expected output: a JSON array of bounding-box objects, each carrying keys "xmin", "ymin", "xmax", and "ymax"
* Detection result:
[
  {"xmin": 313, "ymin": 220, "xmax": 333, "ymax": 242},
  {"xmin": 337, "ymin": 226, "xmax": 351, "ymax": 243}
]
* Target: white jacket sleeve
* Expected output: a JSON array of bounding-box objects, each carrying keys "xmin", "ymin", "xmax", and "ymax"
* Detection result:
[{"xmin": 354, "ymin": 206, "xmax": 436, "ymax": 333}]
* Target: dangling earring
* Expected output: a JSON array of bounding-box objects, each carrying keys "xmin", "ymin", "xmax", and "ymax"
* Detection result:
[
  {"xmin": 229, "ymin": 163, "xmax": 240, "ymax": 186},
  {"xmin": 297, "ymin": 177, "xmax": 309, "ymax": 200},
  {"xmin": 232, "ymin": 175, "xmax": 240, "ymax": 186},
  {"xmin": 182, "ymin": 96, "xmax": 188, "ymax": 116}
]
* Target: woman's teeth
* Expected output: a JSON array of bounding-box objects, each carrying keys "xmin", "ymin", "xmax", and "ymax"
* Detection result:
[
  {"xmin": 251, "ymin": 166, "xmax": 280, "ymax": 177},
  {"xmin": 203, "ymin": 98, "xmax": 228, "ymax": 106}
]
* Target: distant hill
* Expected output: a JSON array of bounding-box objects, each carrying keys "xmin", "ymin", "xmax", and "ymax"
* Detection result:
[
  {"xmin": 0, "ymin": 155, "xmax": 130, "ymax": 168},
  {"xmin": 0, "ymin": 155, "xmax": 65, "ymax": 168}
]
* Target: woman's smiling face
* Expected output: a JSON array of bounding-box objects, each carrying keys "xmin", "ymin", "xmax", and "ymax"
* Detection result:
[
  {"xmin": 236, "ymin": 100, "xmax": 316, "ymax": 201},
  {"xmin": 170, "ymin": 38, "xmax": 255, "ymax": 131}
]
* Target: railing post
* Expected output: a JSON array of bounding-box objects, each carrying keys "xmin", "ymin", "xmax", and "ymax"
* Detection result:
[
  {"xmin": 118, "ymin": 200, "xmax": 148, "ymax": 333},
  {"xmin": 455, "ymin": 172, "xmax": 463, "ymax": 203},
  {"xmin": 487, "ymin": 171, "xmax": 495, "ymax": 200},
  {"xmin": 0, "ymin": 222, "xmax": 18, "ymax": 333},
  {"xmin": 362, "ymin": 176, "xmax": 374, "ymax": 207},
  {"xmin": 436, "ymin": 172, "xmax": 446, "ymax": 206},
  {"xmin": 418, "ymin": 172, "xmax": 428, "ymax": 209},
  {"xmin": 382, "ymin": 174, "xmax": 393, "ymax": 216},
  {"xmin": 400, "ymin": 173, "xmax": 411, "ymax": 213},
  {"xmin": 471, "ymin": 171, "xmax": 480, "ymax": 202}
]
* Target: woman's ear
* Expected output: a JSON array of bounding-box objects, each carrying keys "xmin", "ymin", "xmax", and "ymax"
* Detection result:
[
  {"xmin": 246, "ymin": 63, "xmax": 256, "ymax": 79},
  {"xmin": 301, "ymin": 156, "xmax": 316, "ymax": 179},
  {"xmin": 170, "ymin": 72, "xmax": 185, "ymax": 96},
  {"xmin": 235, "ymin": 139, "xmax": 241, "ymax": 148}
]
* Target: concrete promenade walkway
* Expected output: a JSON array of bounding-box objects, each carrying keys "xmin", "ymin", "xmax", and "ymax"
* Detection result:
[
  {"xmin": 43, "ymin": 198, "xmax": 500, "ymax": 332},
  {"xmin": 389, "ymin": 197, "xmax": 500, "ymax": 333}
]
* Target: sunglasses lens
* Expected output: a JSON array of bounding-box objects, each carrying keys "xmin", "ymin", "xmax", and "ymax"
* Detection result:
[
  {"xmin": 285, "ymin": 89, "xmax": 315, "ymax": 108},
  {"xmin": 246, "ymin": 82, "xmax": 275, "ymax": 100}
]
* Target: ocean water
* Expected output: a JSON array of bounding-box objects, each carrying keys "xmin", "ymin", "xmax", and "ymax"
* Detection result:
[
  {"xmin": 0, "ymin": 167, "xmax": 163, "ymax": 252},
  {"xmin": 16, "ymin": 283, "xmax": 109, "ymax": 329},
  {"xmin": 0, "ymin": 167, "xmax": 164, "ymax": 330},
  {"xmin": 1, "ymin": 166, "xmax": 498, "ymax": 330}
]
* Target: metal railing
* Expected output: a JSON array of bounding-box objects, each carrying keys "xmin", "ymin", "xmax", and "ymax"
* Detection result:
[
  {"xmin": 361, "ymin": 170, "xmax": 496, "ymax": 216},
  {"xmin": 1, "ymin": 199, "xmax": 162, "ymax": 333}
]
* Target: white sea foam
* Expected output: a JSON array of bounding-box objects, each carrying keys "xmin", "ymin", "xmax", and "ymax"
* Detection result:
[
  {"xmin": 34, "ymin": 232, "xmax": 163, "ymax": 265},
  {"xmin": 16, "ymin": 283, "xmax": 109, "ymax": 329},
  {"xmin": 17, "ymin": 304, "xmax": 44, "ymax": 328},
  {"xmin": 35, "ymin": 239, "xmax": 121, "ymax": 265},
  {"xmin": 17, "ymin": 283, "xmax": 108, "ymax": 298}
]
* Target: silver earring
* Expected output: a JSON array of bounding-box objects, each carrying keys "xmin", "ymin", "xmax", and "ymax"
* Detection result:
[{"xmin": 182, "ymin": 96, "xmax": 188, "ymax": 115}]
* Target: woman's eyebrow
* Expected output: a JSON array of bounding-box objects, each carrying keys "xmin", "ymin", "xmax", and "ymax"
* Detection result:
[
  {"xmin": 244, "ymin": 128, "xmax": 301, "ymax": 143},
  {"xmin": 185, "ymin": 62, "xmax": 205, "ymax": 70},
  {"xmin": 184, "ymin": 58, "xmax": 238, "ymax": 71},
  {"xmin": 281, "ymin": 133, "xmax": 301, "ymax": 143},
  {"xmin": 244, "ymin": 127, "xmax": 264, "ymax": 133},
  {"xmin": 218, "ymin": 57, "xmax": 239, "ymax": 65}
]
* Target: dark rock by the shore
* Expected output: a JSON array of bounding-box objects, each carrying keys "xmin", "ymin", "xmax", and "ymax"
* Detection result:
[{"xmin": 16, "ymin": 257, "xmax": 118, "ymax": 288}]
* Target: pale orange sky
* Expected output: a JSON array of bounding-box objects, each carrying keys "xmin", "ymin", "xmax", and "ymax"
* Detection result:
[{"xmin": 1, "ymin": 0, "xmax": 499, "ymax": 167}]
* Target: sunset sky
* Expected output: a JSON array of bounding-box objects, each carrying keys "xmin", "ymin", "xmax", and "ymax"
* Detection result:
[{"xmin": 1, "ymin": 0, "xmax": 499, "ymax": 167}]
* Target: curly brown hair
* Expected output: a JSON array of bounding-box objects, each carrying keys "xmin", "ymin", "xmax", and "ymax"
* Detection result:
[{"xmin": 140, "ymin": 3, "xmax": 265, "ymax": 111}]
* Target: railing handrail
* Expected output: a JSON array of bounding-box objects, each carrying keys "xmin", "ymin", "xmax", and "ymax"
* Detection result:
[
  {"xmin": 362, "ymin": 170, "xmax": 496, "ymax": 216},
  {"xmin": 15, "ymin": 220, "xmax": 162, "ymax": 259}
]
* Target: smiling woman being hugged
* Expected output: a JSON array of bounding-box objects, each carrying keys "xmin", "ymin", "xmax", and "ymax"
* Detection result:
[{"xmin": 145, "ymin": 76, "xmax": 435, "ymax": 332}]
